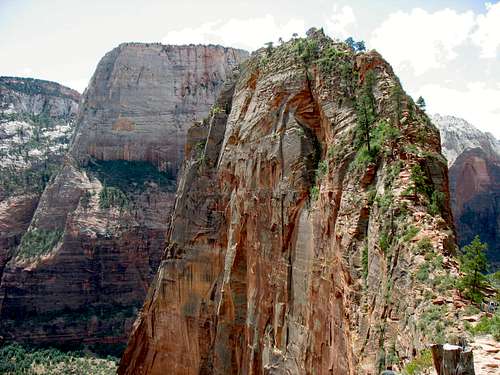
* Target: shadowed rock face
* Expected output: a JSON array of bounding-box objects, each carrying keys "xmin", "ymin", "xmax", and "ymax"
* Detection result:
[
  {"xmin": 0, "ymin": 44, "xmax": 248, "ymax": 353},
  {"xmin": 433, "ymin": 114, "xmax": 500, "ymax": 267},
  {"xmin": 120, "ymin": 31, "xmax": 461, "ymax": 374}
]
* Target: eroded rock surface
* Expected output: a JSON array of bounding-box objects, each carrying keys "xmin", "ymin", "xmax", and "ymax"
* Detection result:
[
  {"xmin": 120, "ymin": 31, "xmax": 462, "ymax": 374},
  {"xmin": 0, "ymin": 44, "xmax": 247, "ymax": 353},
  {"xmin": 433, "ymin": 115, "xmax": 500, "ymax": 266}
]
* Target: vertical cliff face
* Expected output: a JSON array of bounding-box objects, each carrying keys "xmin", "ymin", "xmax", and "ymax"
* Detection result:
[
  {"xmin": 433, "ymin": 114, "xmax": 500, "ymax": 267},
  {"xmin": 0, "ymin": 44, "xmax": 248, "ymax": 353},
  {"xmin": 120, "ymin": 30, "xmax": 462, "ymax": 374},
  {"xmin": 0, "ymin": 77, "xmax": 80, "ymax": 281},
  {"xmin": 71, "ymin": 43, "xmax": 249, "ymax": 176}
]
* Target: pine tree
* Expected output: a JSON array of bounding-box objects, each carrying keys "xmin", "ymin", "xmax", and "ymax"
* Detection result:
[
  {"xmin": 416, "ymin": 96, "xmax": 426, "ymax": 111},
  {"xmin": 356, "ymin": 70, "xmax": 376, "ymax": 153},
  {"xmin": 459, "ymin": 236, "xmax": 489, "ymax": 302}
]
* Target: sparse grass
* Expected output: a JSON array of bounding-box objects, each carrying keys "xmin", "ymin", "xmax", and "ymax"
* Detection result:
[{"xmin": 465, "ymin": 312, "xmax": 500, "ymax": 340}]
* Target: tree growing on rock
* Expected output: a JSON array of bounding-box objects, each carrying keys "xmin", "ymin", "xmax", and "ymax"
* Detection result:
[
  {"xmin": 356, "ymin": 70, "xmax": 376, "ymax": 153},
  {"xmin": 416, "ymin": 96, "xmax": 426, "ymax": 111},
  {"xmin": 459, "ymin": 236, "xmax": 489, "ymax": 303}
]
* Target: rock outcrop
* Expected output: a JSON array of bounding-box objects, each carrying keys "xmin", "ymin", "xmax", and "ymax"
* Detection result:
[
  {"xmin": 120, "ymin": 30, "xmax": 463, "ymax": 374},
  {"xmin": 0, "ymin": 77, "xmax": 80, "ymax": 281},
  {"xmin": 0, "ymin": 44, "xmax": 248, "ymax": 354},
  {"xmin": 0, "ymin": 76, "xmax": 80, "ymax": 119},
  {"xmin": 433, "ymin": 115, "xmax": 500, "ymax": 267}
]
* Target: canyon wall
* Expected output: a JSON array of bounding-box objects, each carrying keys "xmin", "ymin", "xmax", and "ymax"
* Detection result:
[
  {"xmin": 120, "ymin": 30, "xmax": 463, "ymax": 374},
  {"xmin": 0, "ymin": 44, "xmax": 248, "ymax": 353},
  {"xmin": 0, "ymin": 77, "xmax": 80, "ymax": 280},
  {"xmin": 433, "ymin": 114, "xmax": 500, "ymax": 267}
]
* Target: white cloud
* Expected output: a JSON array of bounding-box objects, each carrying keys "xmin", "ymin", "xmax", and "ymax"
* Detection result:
[
  {"xmin": 370, "ymin": 8, "xmax": 476, "ymax": 75},
  {"xmin": 66, "ymin": 78, "xmax": 89, "ymax": 93},
  {"xmin": 325, "ymin": 5, "xmax": 356, "ymax": 40},
  {"xmin": 471, "ymin": 2, "xmax": 500, "ymax": 58},
  {"xmin": 419, "ymin": 82, "xmax": 500, "ymax": 138},
  {"xmin": 162, "ymin": 15, "xmax": 306, "ymax": 51},
  {"xmin": 16, "ymin": 67, "xmax": 34, "ymax": 77}
]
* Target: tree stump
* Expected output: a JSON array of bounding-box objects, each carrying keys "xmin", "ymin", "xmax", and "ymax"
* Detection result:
[{"xmin": 431, "ymin": 344, "xmax": 475, "ymax": 375}]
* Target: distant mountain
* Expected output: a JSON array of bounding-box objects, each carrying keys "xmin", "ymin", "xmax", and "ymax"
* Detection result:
[
  {"xmin": 432, "ymin": 114, "xmax": 500, "ymax": 267},
  {"xmin": 0, "ymin": 76, "xmax": 80, "ymax": 281}
]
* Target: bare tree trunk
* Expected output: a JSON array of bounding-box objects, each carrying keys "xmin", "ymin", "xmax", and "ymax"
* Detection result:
[{"xmin": 431, "ymin": 344, "xmax": 475, "ymax": 375}]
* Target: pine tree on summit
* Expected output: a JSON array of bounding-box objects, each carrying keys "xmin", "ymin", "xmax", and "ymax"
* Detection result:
[{"xmin": 416, "ymin": 96, "xmax": 426, "ymax": 111}]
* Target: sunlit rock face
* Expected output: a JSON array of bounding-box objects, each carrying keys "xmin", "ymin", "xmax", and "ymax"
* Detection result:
[
  {"xmin": 0, "ymin": 77, "xmax": 80, "ymax": 281},
  {"xmin": 120, "ymin": 30, "xmax": 462, "ymax": 374},
  {"xmin": 433, "ymin": 114, "xmax": 500, "ymax": 267},
  {"xmin": 71, "ymin": 43, "xmax": 249, "ymax": 177},
  {"xmin": 0, "ymin": 44, "xmax": 248, "ymax": 354}
]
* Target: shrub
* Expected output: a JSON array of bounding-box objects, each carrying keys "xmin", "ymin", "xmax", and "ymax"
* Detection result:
[
  {"xmin": 428, "ymin": 191, "xmax": 445, "ymax": 216},
  {"xmin": 466, "ymin": 312, "xmax": 500, "ymax": 340},
  {"xmin": 99, "ymin": 186, "xmax": 128, "ymax": 210},
  {"xmin": 17, "ymin": 228, "xmax": 63, "ymax": 259},
  {"xmin": 403, "ymin": 225, "xmax": 420, "ymax": 242},
  {"xmin": 403, "ymin": 349, "xmax": 433, "ymax": 375},
  {"xmin": 310, "ymin": 185, "xmax": 319, "ymax": 202}
]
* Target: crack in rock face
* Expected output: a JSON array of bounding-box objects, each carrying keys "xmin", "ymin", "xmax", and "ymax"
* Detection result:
[{"xmin": 120, "ymin": 30, "xmax": 463, "ymax": 375}]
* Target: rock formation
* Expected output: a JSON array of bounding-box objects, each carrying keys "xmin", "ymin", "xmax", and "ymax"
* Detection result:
[
  {"xmin": 433, "ymin": 114, "xmax": 500, "ymax": 267},
  {"xmin": 120, "ymin": 30, "xmax": 464, "ymax": 374},
  {"xmin": 0, "ymin": 77, "xmax": 80, "ymax": 280},
  {"xmin": 0, "ymin": 44, "xmax": 248, "ymax": 354}
]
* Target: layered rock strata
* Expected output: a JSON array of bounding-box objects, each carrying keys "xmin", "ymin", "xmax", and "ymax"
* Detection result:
[
  {"xmin": 433, "ymin": 114, "xmax": 500, "ymax": 266},
  {"xmin": 120, "ymin": 30, "xmax": 463, "ymax": 374},
  {"xmin": 0, "ymin": 44, "xmax": 247, "ymax": 353}
]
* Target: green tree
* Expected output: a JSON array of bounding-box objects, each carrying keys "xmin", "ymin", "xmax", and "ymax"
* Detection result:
[
  {"xmin": 416, "ymin": 96, "xmax": 426, "ymax": 111},
  {"xmin": 356, "ymin": 70, "xmax": 376, "ymax": 153},
  {"xmin": 390, "ymin": 83, "xmax": 403, "ymax": 125},
  {"xmin": 459, "ymin": 236, "xmax": 489, "ymax": 302}
]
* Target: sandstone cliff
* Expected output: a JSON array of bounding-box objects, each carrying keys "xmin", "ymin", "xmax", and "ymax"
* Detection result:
[
  {"xmin": 120, "ymin": 30, "xmax": 464, "ymax": 374},
  {"xmin": 0, "ymin": 44, "xmax": 248, "ymax": 354},
  {"xmin": 0, "ymin": 77, "xmax": 80, "ymax": 282},
  {"xmin": 433, "ymin": 114, "xmax": 500, "ymax": 267}
]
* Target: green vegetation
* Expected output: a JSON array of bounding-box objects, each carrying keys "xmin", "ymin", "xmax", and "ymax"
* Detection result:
[
  {"xmin": 356, "ymin": 70, "xmax": 376, "ymax": 153},
  {"xmin": 415, "ymin": 237, "xmax": 433, "ymax": 254},
  {"xmin": 428, "ymin": 191, "xmax": 445, "ymax": 216},
  {"xmin": 458, "ymin": 236, "xmax": 489, "ymax": 303},
  {"xmin": 465, "ymin": 312, "xmax": 500, "ymax": 340},
  {"xmin": 344, "ymin": 37, "xmax": 366, "ymax": 52},
  {"xmin": 418, "ymin": 305, "xmax": 449, "ymax": 344},
  {"xmin": 309, "ymin": 185, "xmax": 319, "ymax": 202},
  {"xmin": 17, "ymin": 228, "xmax": 63, "ymax": 259},
  {"xmin": 209, "ymin": 104, "xmax": 225, "ymax": 117},
  {"xmin": 0, "ymin": 343, "xmax": 117, "ymax": 375},
  {"xmin": 402, "ymin": 349, "xmax": 433, "ymax": 375},
  {"xmin": 362, "ymin": 245, "xmax": 369, "ymax": 280},
  {"xmin": 87, "ymin": 159, "xmax": 175, "ymax": 193},
  {"xmin": 403, "ymin": 225, "xmax": 420, "ymax": 242},
  {"xmin": 416, "ymin": 96, "xmax": 426, "ymax": 111},
  {"xmin": 99, "ymin": 185, "xmax": 128, "ymax": 210}
]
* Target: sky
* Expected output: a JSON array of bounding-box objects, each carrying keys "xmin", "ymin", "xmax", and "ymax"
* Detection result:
[{"xmin": 1, "ymin": 0, "xmax": 499, "ymax": 137}]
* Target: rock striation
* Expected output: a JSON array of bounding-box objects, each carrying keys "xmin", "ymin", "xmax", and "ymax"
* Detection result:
[
  {"xmin": 120, "ymin": 30, "xmax": 463, "ymax": 374},
  {"xmin": 0, "ymin": 44, "xmax": 248, "ymax": 353},
  {"xmin": 432, "ymin": 114, "xmax": 500, "ymax": 267},
  {"xmin": 0, "ymin": 77, "xmax": 80, "ymax": 281},
  {"xmin": 71, "ymin": 43, "xmax": 249, "ymax": 177}
]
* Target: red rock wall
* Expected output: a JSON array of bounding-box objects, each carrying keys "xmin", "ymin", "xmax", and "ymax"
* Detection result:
[{"xmin": 120, "ymin": 32, "xmax": 460, "ymax": 374}]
